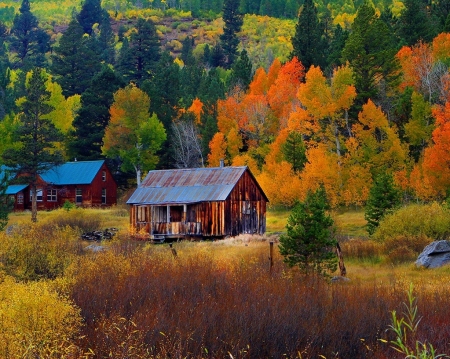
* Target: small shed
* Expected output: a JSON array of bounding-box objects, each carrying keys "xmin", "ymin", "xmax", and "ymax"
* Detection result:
[{"xmin": 127, "ymin": 166, "xmax": 268, "ymax": 240}]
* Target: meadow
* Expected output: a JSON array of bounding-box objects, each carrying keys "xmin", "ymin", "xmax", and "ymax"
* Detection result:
[{"xmin": 1, "ymin": 206, "xmax": 450, "ymax": 358}]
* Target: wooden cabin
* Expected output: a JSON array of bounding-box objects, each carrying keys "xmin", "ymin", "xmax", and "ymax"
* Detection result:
[
  {"xmin": 127, "ymin": 166, "xmax": 268, "ymax": 241},
  {"xmin": 1, "ymin": 160, "xmax": 117, "ymax": 211}
]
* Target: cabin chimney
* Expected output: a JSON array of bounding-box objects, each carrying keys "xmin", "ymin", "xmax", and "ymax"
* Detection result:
[{"xmin": 219, "ymin": 159, "xmax": 224, "ymax": 168}]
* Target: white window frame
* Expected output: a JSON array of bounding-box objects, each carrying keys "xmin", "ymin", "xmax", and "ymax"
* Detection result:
[
  {"xmin": 101, "ymin": 188, "xmax": 106, "ymax": 204},
  {"xmin": 102, "ymin": 170, "xmax": 106, "ymax": 181},
  {"xmin": 17, "ymin": 194, "xmax": 24, "ymax": 204},
  {"xmin": 47, "ymin": 189, "xmax": 57, "ymax": 202},
  {"xmin": 30, "ymin": 189, "xmax": 43, "ymax": 202},
  {"xmin": 75, "ymin": 188, "xmax": 82, "ymax": 204}
]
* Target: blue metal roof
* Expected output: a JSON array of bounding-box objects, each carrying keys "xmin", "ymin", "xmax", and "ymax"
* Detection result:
[
  {"xmin": 5, "ymin": 184, "xmax": 28, "ymax": 195},
  {"xmin": 127, "ymin": 167, "xmax": 248, "ymax": 205},
  {"xmin": 40, "ymin": 160, "xmax": 105, "ymax": 185}
]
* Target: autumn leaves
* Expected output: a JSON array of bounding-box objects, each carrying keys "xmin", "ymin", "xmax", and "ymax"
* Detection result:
[{"xmin": 205, "ymin": 36, "xmax": 450, "ymax": 207}]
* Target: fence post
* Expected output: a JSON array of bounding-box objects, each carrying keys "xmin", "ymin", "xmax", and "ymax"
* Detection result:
[{"xmin": 269, "ymin": 241, "xmax": 274, "ymax": 274}]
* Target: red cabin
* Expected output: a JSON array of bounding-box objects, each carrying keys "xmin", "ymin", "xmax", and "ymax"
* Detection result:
[{"xmin": 2, "ymin": 160, "xmax": 117, "ymax": 211}]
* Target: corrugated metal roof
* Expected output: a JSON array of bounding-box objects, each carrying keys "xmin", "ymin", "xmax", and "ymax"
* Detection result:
[
  {"xmin": 127, "ymin": 167, "xmax": 248, "ymax": 205},
  {"xmin": 6, "ymin": 184, "xmax": 28, "ymax": 195},
  {"xmin": 40, "ymin": 160, "xmax": 104, "ymax": 185}
]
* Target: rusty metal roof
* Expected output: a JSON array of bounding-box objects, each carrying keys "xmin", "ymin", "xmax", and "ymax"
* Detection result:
[{"xmin": 127, "ymin": 166, "xmax": 248, "ymax": 205}]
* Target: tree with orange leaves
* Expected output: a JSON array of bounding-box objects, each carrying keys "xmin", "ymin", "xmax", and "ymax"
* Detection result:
[
  {"xmin": 267, "ymin": 57, "xmax": 304, "ymax": 128},
  {"xmin": 397, "ymin": 41, "xmax": 447, "ymax": 104},
  {"xmin": 207, "ymin": 132, "xmax": 227, "ymax": 167},
  {"xmin": 420, "ymin": 100, "xmax": 450, "ymax": 197}
]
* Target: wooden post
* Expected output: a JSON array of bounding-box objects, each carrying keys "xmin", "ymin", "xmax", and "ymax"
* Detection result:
[
  {"xmin": 269, "ymin": 241, "xmax": 274, "ymax": 274},
  {"xmin": 336, "ymin": 242, "xmax": 347, "ymax": 277},
  {"xmin": 169, "ymin": 243, "xmax": 178, "ymax": 258}
]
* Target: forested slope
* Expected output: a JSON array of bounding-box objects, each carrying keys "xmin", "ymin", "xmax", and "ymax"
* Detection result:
[{"xmin": 1, "ymin": 0, "xmax": 450, "ymax": 208}]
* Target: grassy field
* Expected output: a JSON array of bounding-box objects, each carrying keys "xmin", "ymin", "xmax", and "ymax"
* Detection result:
[{"xmin": 2, "ymin": 206, "xmax": 450, "ymax": 358}]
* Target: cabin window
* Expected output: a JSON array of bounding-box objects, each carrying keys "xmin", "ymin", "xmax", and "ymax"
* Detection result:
[
  {"xmin": 102, "ymin": 188, "xmax": 106, "ymax": 204},
  {"xmin": 242, "ymin": 201, "xmax": 251, "ymax": 214},
  {"xmin": 30, "ymin": 189, "xmax": 43, "ymax": 202},
  {"xmin": 47, "ymin": 189, "xmax": 57, "ymax": 202},
  {"xmin": 76, "ymin": 189, "xmax": 82, "ymax": 204},
  {"xmin": 102, "ymin": 171, "xmax": 106, "ymax": 181},
  {"xmin": 17, "ymin": 194, "xmax": 23, "ymax": 204}
]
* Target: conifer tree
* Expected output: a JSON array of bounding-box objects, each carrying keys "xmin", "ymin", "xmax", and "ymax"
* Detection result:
[
  {"xmin": 1, "ymin": 68, "xmax": 63, "ymax": 222},
  {"xmin": 0, "ymin": 21, "xmax": 13, "ymax": 119},
  {"xmin": 181, "ymin": 36, "xmax": 195, "ymax": 66},
  {"xmin": 397, "ymin": 0, "xmax": 435, "ymax": 46},
  {"xmin": 68, "ymin": 67, "xmax": 124, "ymax": 160},
  {"xmin": 342, "ymin": 2, "xmax": 399, "ymax": 108},
  {"xmin": 291, "ymin": 0, "xmax": 325, "ymax": 71},
  {"xmin": 51, "ymin": 18, "xmax": 101, "ymax": 97},
  {"xmin": 143, "ymin": 51, "xmax": 181, "ymax": 167},
  {"xmin": 77, "ymin": 0, "xmax": 103, "ymax": 35},
  {"xmin": 365, "ymin": 172, "xmax": 401, "ymax": 235},
  {"xmin": 220, "ymin": 0, "xmax": 243, "ymax": 68},
  {"xmin": 279, "ymin": 186, "xmax": 337, "ymax": 277},
  {"xmin": 98, "ymin": 10, "xmax": 115, "ymax": 65},
  {"xmin": 9, "ymin": 0, "xmax": 49, "ymax": 70},
  {"xmin": 281, "ymin": 131, "xmax": 307, "ymax": 173},
  {"xmin": 229, "ymin": 49, "xmax": 253, "ymax": 90},
  {"xmin": 210, "ymin": 43, "xmax": 226, "ymax": 68},
  {"xmin": 0, "ymin": 170, "xmax": 13, "ymax": 231},
  {"xmin": 116, "ymin": 18, "xmax": 160, "ymax": 86}
]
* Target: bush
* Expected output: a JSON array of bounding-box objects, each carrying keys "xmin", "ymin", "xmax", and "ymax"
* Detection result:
[
  {"xmin": 43, "ymin": 208, "xmax": 103, "ymax": 233},
  {"xmin": 0, "ymin": 224, "xmax": 82, "ymax": 281},
  {"xmin": 0, "ymin": 277, "xmax": 82, "ymax": 358},
  {"xmin": 340, "ymin": 238, "xmax": 383, "ymax": 262},
  {"xmin": 177, "ymin": 22, "xmax": 190, "ymax": 32},
  {"xmin": 384, "ymin": 234, "xmax": 431, "ymax": 264},
  {"xmin": 373, "ymin": 202, "xmax": 450, "ymax": 242}
]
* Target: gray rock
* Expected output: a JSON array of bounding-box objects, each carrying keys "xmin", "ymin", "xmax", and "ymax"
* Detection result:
[
  {"xmin": 416, "ymin": 240, "xmax": 450, "ymax": 268},
  {"xmin": 331, "ymin": 276, "xmax": 350, "ymax": 283},
  {"xmin": 84, "ymin": 244, "xmax": 107, "ymax": 252}
]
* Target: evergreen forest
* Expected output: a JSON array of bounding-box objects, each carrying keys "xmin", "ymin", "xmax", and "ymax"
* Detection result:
[{"xmin": 1, "ymin": 0, "xmax": 450, "ymax": 207}]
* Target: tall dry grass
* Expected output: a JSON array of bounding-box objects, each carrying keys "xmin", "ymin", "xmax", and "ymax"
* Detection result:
[{"xmin": 65, "ymin": 240, "xmax": 450, "ymax": 359}]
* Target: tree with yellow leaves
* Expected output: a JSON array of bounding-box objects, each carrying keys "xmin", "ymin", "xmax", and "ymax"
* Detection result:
[{"xmin": 102, "ymin": 85, "xmax": 166, "ymax": 185}]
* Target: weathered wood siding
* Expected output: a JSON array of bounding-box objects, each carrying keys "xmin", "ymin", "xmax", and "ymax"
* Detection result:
[{"xmin": 129, "ymin": 168, "xmax": 268, "ymax": 239}]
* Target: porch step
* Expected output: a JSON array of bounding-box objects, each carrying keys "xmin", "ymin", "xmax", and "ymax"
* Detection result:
[{"xmin": 152, "ymin": 234, "xmax": 166, "ymax": 243}]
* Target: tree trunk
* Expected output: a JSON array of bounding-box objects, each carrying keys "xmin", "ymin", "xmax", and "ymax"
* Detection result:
[{"xmin": 31, "ymin": 183, "xmax": 37, "ymax": 223}]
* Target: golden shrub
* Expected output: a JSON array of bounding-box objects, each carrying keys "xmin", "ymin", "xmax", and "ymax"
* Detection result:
[{"xmin": 0, "ymin": 277, "xmax": 82, "ymax": 358}]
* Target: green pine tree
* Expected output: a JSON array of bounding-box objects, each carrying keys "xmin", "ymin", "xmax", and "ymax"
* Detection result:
[
  {"xmin": 0, "ymin": 169, "xmax": 13, "ymax": 232},
  {"xmin": 365, "ymin": 172, "xmax": 401, "ymax": 235},
  {"xmin": 143, "ymin": 51, "xmax": 181, "ymax": 167},
  {"xmin": 77, "ymin": 0, "xmax": 103, "ymax": 35},
  {"xmin": 220, "ymin": 0, "xmax": 243, "ymax": 68},
  {"xmin": 279, "ymin": 186, "xmax": 338, "ymax": 277},
  {"xmin": 397, "ymin": 0, "xmax": 435, "ymax": 46},
  {"xmin": 342, "ymin": 1, "xmax": 399, "ymax": 109},
  {"xmin": 1, "ymin": 68, "xmax": 63, "ymax": 222},
  {"xmin": 51, "ymin": 18, "xmax": 101, "ymax": 97},
  {"xmin": 229, "ymin": 49, "xmax": 253, "ymax": 90},
  {"xmin": 290, "ymin": 0, "xmax": 326, "ymax": 70},
  {"xmin": 98, "ymin": 9, "xmax": 116, "ymax": 65},
  {"xmin": 68, "ymin": 67, "xmax": 125, "ymax": 161},
  {"xmin": 116, "ymin": 18, "xmax": 160, "ymax": 86},
  {"xmin": 8, "ymin": 0, "xmax": 49, "ymax": 70},
  {"xmin": 179, "ymin": 62, "xmax": 204, "ymax": 108},
  {"xmin": 281, "ymin": 131, "xmax": 307, "ymax": 173}
]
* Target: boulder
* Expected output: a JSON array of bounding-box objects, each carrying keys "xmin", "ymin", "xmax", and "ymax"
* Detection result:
[{"xmin": 415, "ymin": 240, "xmax": 450, "ymax": 268}]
